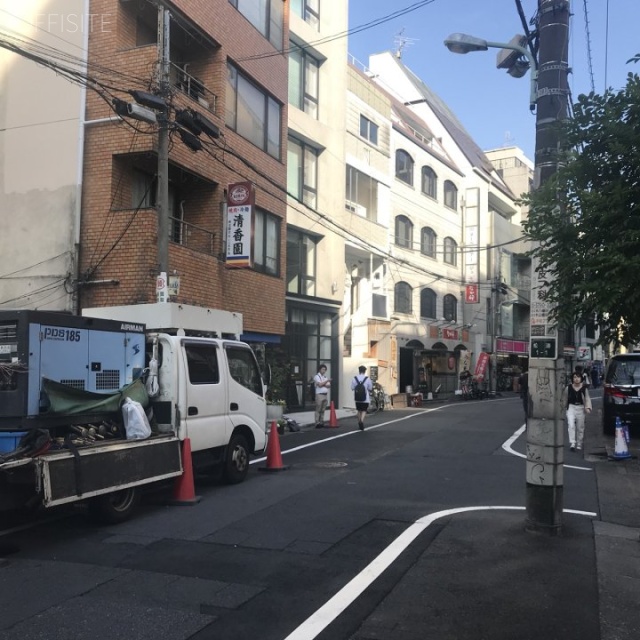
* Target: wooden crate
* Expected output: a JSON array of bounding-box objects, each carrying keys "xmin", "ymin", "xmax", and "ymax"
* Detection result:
[{"xmin": 391, "ymin": 393, "xmax": 409, "ymax": 408}]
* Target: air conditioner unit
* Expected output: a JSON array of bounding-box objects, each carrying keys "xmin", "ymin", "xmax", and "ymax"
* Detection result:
[{"xmin": 345, "ymin": 200, "xmax": 367, "ymax": 218}]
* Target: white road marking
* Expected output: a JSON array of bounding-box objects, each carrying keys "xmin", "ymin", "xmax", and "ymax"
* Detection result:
[
  {"xmin": 502, "ymin": 424, "xmax": 593, "ymax": 471},
  {"xmin": 283, "ymin": 505, "xmax": 597, "ymax": 640}
]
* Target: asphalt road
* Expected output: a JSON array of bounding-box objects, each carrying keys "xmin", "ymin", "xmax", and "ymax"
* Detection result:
[{"xmin": 0, "ymin": 396, "xmax": 600, "ymax": 640}]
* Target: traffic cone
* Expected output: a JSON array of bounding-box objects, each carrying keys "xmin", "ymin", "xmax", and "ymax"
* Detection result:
[
  {"xmin": 259, "ymin": 421, "xmax": 290, "ymax": 472},
  {"xmin": 609, "ymin": 417, "xmax": 633, "ymax": 461},
  {"xmin": 170, "ymin": 438, "xmax": 202, "ymax": 505},
  {"xmin": 327, "ymin": 401, "xmax": 339, "ymax": 428}
]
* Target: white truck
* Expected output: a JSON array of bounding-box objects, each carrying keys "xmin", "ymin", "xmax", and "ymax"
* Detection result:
[{"xmin": 0, "ymin": 303, "xmax": 267, "ymax": 523}]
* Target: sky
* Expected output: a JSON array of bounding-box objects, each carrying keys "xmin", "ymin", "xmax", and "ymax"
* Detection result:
[{"xmin": 348, "ymin": 0, "xmax": 640, "ymax": 161}]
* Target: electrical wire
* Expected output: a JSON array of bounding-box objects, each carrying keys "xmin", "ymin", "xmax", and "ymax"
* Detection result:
[{"xmin": 238, "ymin": 0, "xmax": 438, "ymax": 62}]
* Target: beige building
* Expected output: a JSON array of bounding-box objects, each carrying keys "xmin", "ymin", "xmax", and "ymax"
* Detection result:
[
  {"xmin": 0, "ymin": 1, "xmax": 87, "ymax": 311},
  {"xmin": 343, "ymin": 52, "xmax": 531, "ymax": 398},
  {"xmin": 283, "ymin": 2, "xmax": 349, "ymax": 409}
]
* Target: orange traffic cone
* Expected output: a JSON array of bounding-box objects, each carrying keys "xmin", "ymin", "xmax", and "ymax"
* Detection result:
[
  {"xmin": 327, "ymin": 401, "xmax": 339, "ymax": 428},
  {"xmin": 259, "ymin": 421, "xmax": 290, "ymax": 472},
  {"xmin": 170, "ymin": 438, "xmax": 202, "ymax": 505}
]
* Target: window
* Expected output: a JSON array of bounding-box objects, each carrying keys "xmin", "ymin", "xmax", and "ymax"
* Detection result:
[
  {"xmin": 395, "ymin": 149, "xmax": 414, "ymax": 185},
  {"xmin": 420, "ymin": 289, "xmax": 437, "ymax": 319},
  {"xmin": 185, "ymin": 343, "xmax": 220, "ymax": 384},
  {"xmin": 359, "ymin": 115, "xmax": 378, "ymax": 145},
  {"xmin": 132, "ymin": 170, "xmax": 156, "ymax": 209},
  {"xmin": 254, "ymin": 209, "xmax": 280, "ymax": 276},
  {"xmin": 289, "ymin": 44, "xmax": 319, "ymax": 118},
  {"xmin": 226, "ymin": 345, "xmax": 263, "ymax": 395},
  {"xmin": 287, "ymin": 228, "xmax": 317, "ymax": 295},
  {"xmin": 395, "ymin": 215, "xmax": 413, "ymax": 249},
  {"xmin": 226, "ymin": 63, "xmax": 281, "ymax": 159},
  {"xmin": 443, "ymin": 294, "xmax": 457, "ymax": 322},
  {"xmin": 443, "ymin": 237, "xmax": 457, "ymax": 266},
  {"xmin": 345, "ymin": 165, "xmax": 378, "ymax": 222},
  {"xmin": 420, "ymin": 227, "xmax": 436, "ymax": 258},
  {"xmin": 394, "ymin": 281, "xmax": 412, "ymax": 314},
  {"xmin": 291, "ymin": 0, "xmax": 320, "ymax": 30},
  {"xmin": 421, "ymin": 166, "xmax": 437, "ymax": 199},
  {"xmin": 444, "ymin": 180, "xmax": 458, "ymax": 210},
  {"xmin": 229, "ymin": 0, "xmax": 283, "ymax": 48},
  {"xmin": 287, "ymin": 137, "xmax": 318, "ymax": 209}
]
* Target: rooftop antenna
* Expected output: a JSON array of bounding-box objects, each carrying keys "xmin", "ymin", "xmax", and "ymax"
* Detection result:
[{"xmin": 394, "ymin": 28, "xmax": 418, "ymax": 59}]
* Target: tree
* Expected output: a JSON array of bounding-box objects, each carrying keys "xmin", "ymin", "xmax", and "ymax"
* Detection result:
[{"xmin": 522, "ymin": 72, "xmax": 640, "ymax": 347}]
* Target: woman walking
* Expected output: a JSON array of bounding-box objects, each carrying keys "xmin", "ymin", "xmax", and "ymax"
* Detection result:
[{"xmin": 563, "ymin": 371, "xmax": 592, "ymax": 451}]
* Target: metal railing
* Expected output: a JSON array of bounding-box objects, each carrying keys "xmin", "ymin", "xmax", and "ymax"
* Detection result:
[
  {"xmin": 170, "ymin": 62, "xmax": 216, "ymax": 112},
  {"xmin": 170, "ymin": 217, "xmax": 215, "ymax": 256}
]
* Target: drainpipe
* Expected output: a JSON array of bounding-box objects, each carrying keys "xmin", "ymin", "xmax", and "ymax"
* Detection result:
[{"xmin": 72, "ymin": 0, "xmax": 90, "ymax": 314}]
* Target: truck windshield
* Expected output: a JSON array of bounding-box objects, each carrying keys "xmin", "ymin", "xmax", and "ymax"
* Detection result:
[{"xmin": 226, "ymin": 345, "xmax": 263, "ymax": 396}]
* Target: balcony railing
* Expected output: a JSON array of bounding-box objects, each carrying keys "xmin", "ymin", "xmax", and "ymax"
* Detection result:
[
  {"xmin": 170, "ymin": 217, "xmax": 215, "ymax": 256},
  {"xmin": 170, "ymin": 62, "xmax": 216, "ymax": 112}
]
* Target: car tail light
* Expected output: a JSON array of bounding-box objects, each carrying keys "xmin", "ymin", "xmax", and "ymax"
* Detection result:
[{"xmin": 604, "ymin": 384, "xmax": 628, "ymax": 399}]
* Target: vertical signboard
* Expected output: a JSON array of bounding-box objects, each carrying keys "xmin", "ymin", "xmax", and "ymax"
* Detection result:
[
  {"xmin": 464, "ymin": 188, "xmax": 480, "ymax": 304},
  {"xmin": 225, "ymin": 182, "xmax": 254, "ymax": 268}
]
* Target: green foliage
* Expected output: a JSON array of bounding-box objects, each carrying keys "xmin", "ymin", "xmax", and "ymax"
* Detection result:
[
  {"xmin": 265, "ymin": 347, "xmax": 289, "ymax": 404},
  {"xmin": 522, "ymin": 73, "xmax": 640, "ymax": 347}
]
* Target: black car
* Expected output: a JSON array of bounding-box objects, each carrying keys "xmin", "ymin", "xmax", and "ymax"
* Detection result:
[{"xmin": 602, "ymin": 353, "xmax": 640, "ymax": 436}]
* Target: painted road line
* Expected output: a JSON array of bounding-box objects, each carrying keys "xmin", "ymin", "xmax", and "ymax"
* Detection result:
[
  {"xmin": 283, "ymin": 505, "xmax": 597, "ymax": 640},
  {"xmin": 502, "ymin": 424, "xmax": 593, "ymax": 472}
]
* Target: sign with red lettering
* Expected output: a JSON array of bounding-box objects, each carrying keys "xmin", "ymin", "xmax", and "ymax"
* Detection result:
[
  {"xmin": 226, "ymin": 182, "xmax": 254, "ymax": 268},
  {"xmin": 465, "ymin": 284, "xmax": 479, "ymax": 304},
  {"xmin": 474, "ymin": 352, "xmax": 489, "ymax": 381}
]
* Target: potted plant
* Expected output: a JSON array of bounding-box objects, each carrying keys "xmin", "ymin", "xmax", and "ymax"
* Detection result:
[{"xmin": 265, "ymin": 348, "xmax": 289, "ymax": 419}]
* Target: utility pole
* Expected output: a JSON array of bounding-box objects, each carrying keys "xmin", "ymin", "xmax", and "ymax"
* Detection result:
[
  {"xmin": 525, "ymin": 0, "xmax": 570, "ymax": 534},
  {"xmin": 156, "ymin": 5, "xmax": 171, "ymax": 296}
]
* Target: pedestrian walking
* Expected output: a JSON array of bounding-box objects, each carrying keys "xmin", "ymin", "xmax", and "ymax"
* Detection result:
[
  {"xmin": 351, "ymin": 365, "xmax": 373, "ymax": 431},
  {"xmin": 563, "ymin": 371, "xmax": 592, "ymax": 451},
  {"xmin": 518, "ymin": 370, "xmax": 528, "ymax": 421},
  {"xmin": 313, "ymin": 364, "xmax": 331, "ymax": 428},
  {"xmin": 575, "ymin": 365, "xmax": 591, "ymax": 388}
]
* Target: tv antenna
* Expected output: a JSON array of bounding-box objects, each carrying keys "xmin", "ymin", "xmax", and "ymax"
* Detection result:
[{"xmin": 394, "ymin": 28, "xmax": 418, "ymax": 59}]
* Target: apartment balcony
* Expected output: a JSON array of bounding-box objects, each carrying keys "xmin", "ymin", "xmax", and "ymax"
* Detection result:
[
  {"xmin": 170, "ymin": 62, "xmax": 217, "ymax": 113},
  {"xmin": 170, "ymin": 216, "xmax": 216, "ymax": 257}
]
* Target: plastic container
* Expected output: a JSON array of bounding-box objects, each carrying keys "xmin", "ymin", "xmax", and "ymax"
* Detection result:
[{"xmin": 0, "ymin": 431, "xmax": 27, "ymax": 453}]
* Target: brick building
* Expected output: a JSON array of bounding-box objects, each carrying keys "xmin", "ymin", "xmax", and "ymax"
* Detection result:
[{"xmin": 79, "ymin": 0, "xmax": 289, "ymax": 342}]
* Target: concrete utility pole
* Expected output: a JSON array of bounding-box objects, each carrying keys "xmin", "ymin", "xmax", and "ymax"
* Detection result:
[
  {"xmin": 156, "ymin": 6, "xmax": 171, "ymax": 277},
  {"xmin": 525, "ymin": 0, "xmax": 570, "ymax": 535}
]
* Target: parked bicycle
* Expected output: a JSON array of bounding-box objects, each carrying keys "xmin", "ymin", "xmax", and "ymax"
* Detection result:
[
  {"xmin": 459, "ymin": 371, "xmax": 488, "ymax": 400},
  {"xmin": 368, "ymin": 382, "xmax": 385, "ymax": 413}
]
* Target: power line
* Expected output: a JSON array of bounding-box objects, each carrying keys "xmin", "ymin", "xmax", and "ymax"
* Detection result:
[{"xmin": 238, "ymin": 0, "xmax": 438, "ymax": 62}]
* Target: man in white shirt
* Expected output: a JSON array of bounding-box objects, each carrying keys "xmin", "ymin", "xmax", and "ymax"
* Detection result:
[{"xmin": 313, "ymin": 364, "xmax": 331, "ymax": 428}]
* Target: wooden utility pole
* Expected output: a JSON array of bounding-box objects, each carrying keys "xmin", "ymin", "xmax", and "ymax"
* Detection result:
[{"xmin": 524, "ymin": 0, "xmax": 571, "ymax": 534}]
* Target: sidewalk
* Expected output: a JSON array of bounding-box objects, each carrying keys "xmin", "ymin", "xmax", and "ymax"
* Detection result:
[{"xmin": 584, "ymin": 406, "xmax": 640, "ymax": 639}]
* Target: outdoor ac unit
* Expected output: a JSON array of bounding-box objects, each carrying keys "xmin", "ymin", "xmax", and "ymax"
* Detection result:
[{"xmin": 345, "ymin": 200, "xmax": 367, "ymax": 218}]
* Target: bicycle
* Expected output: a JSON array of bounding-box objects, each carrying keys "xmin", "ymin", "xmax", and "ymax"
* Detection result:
[{"xmin": 368, "ymin": 382, "xmax": 385, "ymax": 414}]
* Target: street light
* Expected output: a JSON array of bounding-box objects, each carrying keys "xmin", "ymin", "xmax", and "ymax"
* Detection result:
[{"xmin": 444, "ymin": 33, "xmax": 538, "ymax": 111}]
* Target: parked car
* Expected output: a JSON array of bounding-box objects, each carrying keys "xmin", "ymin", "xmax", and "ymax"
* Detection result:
[{"xmin": 602, "ymin": 353, "xmax": 640, "ymax": 436}]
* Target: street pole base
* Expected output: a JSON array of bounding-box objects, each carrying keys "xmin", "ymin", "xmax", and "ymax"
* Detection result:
[{"xmin": 525, "ymin": 484, "xmax": 563, "ymax": 536}]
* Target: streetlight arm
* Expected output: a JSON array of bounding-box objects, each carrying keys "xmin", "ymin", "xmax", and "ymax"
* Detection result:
[{"xmin": 444, "ymin": 32, "xmax": 538, "ymax": 111}]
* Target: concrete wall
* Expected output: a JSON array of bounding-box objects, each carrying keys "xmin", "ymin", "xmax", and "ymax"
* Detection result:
[{"xmin": 0, "ymin": 0, "xmax": 86, "ymax": 311}]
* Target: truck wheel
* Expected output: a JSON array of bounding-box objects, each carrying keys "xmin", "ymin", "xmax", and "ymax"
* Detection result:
[
  {"xmin": 223, "ymin": 434, "xmax": 249, "ymax": 484},
  {"xmin": 88, "ymin": 487, "xmax": 140, "ymax": 524}
]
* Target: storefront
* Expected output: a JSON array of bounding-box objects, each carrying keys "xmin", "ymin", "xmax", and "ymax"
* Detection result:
[{"xmin": 495, "ymin": 338, "xmax": 529, "ymax": 392}]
